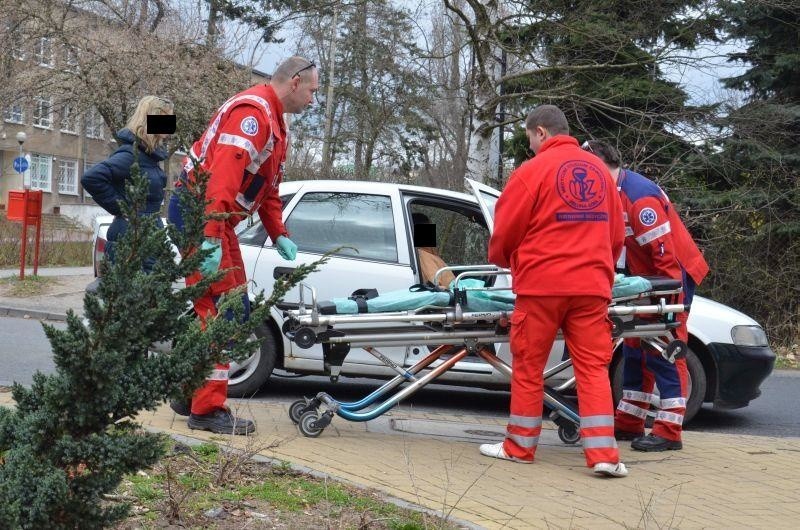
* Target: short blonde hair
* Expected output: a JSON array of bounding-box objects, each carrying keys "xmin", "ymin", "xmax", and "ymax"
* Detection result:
[{"xmin": 125, "ymin": 96, "xmax": 174, "ymax": 153}]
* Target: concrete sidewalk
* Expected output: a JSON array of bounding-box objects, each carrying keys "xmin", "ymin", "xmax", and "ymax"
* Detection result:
[{"xmin": 2, "ymin": 269, "xmax": 799, "ymax": 528}]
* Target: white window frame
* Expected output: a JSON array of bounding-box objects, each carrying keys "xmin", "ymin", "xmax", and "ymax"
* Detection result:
[
  {"xmin": 57, "ymin": 158, "xmax": 79, "ymax": 195},
  {"xmin": 30, "ymin": 154, "xmax": 53, "ymax": 192},
  {"xmin": 64, "ymin": 47, "xmax": 79, "ymax": 73},
  {"xmin": 60, "ymin": 103, "xmax": 78, "ymax": 134},
  {"xmin": 33, "ymin": 95, "xmax": 53, "ymax": 129},
  {"xmin": 34, "ymin": 36, "xmax": 54, "ymax": 67},
  {"xmin": 3, "ymin": 103, "xmax": 25, "ymax": 124},
  {"xmin": 85, "ymin": 106, "xmax": 104, "ymax": 139}
]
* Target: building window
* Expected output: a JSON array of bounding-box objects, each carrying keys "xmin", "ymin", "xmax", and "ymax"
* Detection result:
[
  {"xmin": 60, "ymin": 104, "xmax": 78, "ymax": 134},
  {"xmin": 30, "ymin": 154, "xmax": 52, "ymax": 192},
  {"xmin": 57, "ymin": 159, "xmax": 79, "ymax": 195},
  {"xmin": 33, "ymin": 96, "xmax": 53, "ymax": 128},
  {"xmin": 3, "ymin": 103, "xmax": 25, "ymax": 124},
  {"xmin": 64, "ymin": 47, "xmax": 79, "ymax": 73},
  {"xmin": 85, "ymin": 106, "xmax": 104, "ymax": 139},
  {"xmin": 34, "ymin": 36, "xmax": 54, "ymax": 67}
]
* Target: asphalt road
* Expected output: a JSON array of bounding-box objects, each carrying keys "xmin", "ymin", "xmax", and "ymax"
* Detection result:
[{"xmin": 2, "ymin": 316, "xmax": 798, "ymax": 438}]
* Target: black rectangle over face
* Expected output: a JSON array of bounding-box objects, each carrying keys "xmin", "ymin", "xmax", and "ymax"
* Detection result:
[
  {"xmin": 146, "ymin": 114, "xmax": 176, "ymax": 135},
  {"xmin": 413, "ymin": 223, "xmax": 436, "ymax": 248}
]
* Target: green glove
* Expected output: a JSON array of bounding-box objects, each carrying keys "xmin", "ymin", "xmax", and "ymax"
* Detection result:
[
  {"xmin": 276, "ymin": 235, "xmax": 297, "ymax": 261},
  {"xmin": 199, "ymin": 239, "xmax": 222, "ymax": 276}
]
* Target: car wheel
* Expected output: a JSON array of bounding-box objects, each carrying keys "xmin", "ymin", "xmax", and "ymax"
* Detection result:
[
  {"xmin": 611, "ymin": 346, "xmax": 707, "ymax": 425},
  {"xmin": 227, "ymin": 324, "xmax": 278, "ymax": 398}
]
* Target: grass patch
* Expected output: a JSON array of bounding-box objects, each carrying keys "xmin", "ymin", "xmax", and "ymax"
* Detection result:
[
  {"xmin": 113, "ymin": 441, "xmax": 457, "ymax": 529},
  {"xmin": 0, "ymin": 275, "xmax": 56, "ymax": 296},
  {"xmin": 774, "ymin": 343, "xmax": 798, "ymax": 370}
]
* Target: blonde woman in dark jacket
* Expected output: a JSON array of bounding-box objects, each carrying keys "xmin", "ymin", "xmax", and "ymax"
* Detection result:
[{"xmin": 81, "ymin": 96, "xmax": 174, "ymax": 266}]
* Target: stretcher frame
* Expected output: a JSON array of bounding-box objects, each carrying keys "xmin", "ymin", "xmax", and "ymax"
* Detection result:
[{"xmin": 281, "ymin": 266, "xmax": 688, "ymax": 440}]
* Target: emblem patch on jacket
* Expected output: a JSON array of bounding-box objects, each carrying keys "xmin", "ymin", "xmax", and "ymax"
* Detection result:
[
  {"xmin": 556, "ymin": 161, "xmax": 606, "ymax": 210},
  {"xmin": 639, "ymin": 207, "xmax": 658, "ymax": 226},
  {"xmin": 240, "ymin": 116, "xmax": 259, "ymax": 136}
]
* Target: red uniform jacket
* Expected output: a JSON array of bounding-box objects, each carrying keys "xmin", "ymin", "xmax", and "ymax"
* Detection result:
[
  {"xmin": 618, "ymin": 169, "xmax": 709, "ymax": 284},
  {"xmin": 489, "ymin": 135, "xmax": 625, "ymax": 299},
  {"xmin": 182, "ymin": 84, "xmax": 289, "ymax": 242}
]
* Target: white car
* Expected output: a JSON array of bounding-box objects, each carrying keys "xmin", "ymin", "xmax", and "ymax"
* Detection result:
[{"xmin": 92, "ymin": 179, "xmax": 775, "ymax": 423}]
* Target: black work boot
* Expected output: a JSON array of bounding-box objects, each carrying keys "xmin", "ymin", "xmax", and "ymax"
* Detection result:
[
  {"xmin": 614, "ymin": 429, "xmax": 645, "ymax": 442},
  {"xmin": 169, "ymin": 399, "xmax": 192, "ymax": 417},
  {"xmin": 631, "ymin": 433, "xmax": 682, "ymax": 452},
  {"xmin": 188, "ymin": 409, "xmax": 256, "ymax": 435}
]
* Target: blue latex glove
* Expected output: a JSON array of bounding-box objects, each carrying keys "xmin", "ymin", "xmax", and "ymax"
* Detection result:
[
  {"xmin": 199, "ymin": 239, "xmax": 222, "ymax": 276},
  {"xmin": 276, "ymin": 235, "xmax": 297, "ymax": 261}
]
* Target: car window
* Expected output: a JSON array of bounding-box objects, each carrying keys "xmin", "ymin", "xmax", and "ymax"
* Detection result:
[
  {"xmin": 286, "ymin": 192, "xmax": 398, "ymax": 262},
  {"xmin": 479, "ymin": 191, "xmax": 497, "ymax": 224},
  {"xmin": 237, "ymin": 194, "xmax": 294, "ymax": 246},
  {"xmin": 410, "ymin": 203, "xmax": 489, "ymax": 266}
]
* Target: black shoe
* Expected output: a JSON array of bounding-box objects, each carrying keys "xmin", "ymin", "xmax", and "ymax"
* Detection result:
[
  {"xmin": 631, "ymin": 434, "xmax": 682, "ymax": 452},
  {"xmin": 169, "ymin": 399, "xmax": 192, "ymax": 417},
  {"xmin": 188, "ymin": 409, "xmax": 256, "ymax": 435},
  {"xmin": 615, "ymin": 429, "xmax": 644, "ymax": 442}
]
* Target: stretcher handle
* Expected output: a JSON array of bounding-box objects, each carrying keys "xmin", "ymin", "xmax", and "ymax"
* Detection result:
[{"xmin": 433, "ymin": 264, "xmax": 510, "ymax": 289}]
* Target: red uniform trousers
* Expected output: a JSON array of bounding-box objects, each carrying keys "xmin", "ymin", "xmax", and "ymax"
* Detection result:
[
  {"xmin": 186, "ymin": 222, "xmax": 248, "ymax": 415},
  {"xmin": 504, "ymin": 295, "xmax": 620, "ymax": 467},
  {"xmin": 614, "ymin": 305, "xmax": 689, "ymax": 441}
]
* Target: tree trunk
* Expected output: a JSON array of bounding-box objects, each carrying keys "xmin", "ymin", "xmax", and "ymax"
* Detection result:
[{"xmin": 320, "ymin": 7, "xmax": 339, "ymax": 177}]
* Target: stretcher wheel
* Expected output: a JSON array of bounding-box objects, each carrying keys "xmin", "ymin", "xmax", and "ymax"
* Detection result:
[
  {"xmin": 294, "ymin": 327, "xmax": 317, "ymax": 349},
  {"xmin": 289, "ymin": 399, "xmax": 312, "ymax": 424},
  {"xmin": 298, "ymin": 411, "xmax": 324, "ymax": 437},
  {"xmin": 558, "ymin": 424, "xmax": 580, "ymax": 445}
]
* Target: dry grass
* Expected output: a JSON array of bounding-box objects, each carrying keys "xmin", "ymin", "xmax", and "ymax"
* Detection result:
[{"xmin": 0, "ymin": 215, "xmax": 92, "ymax": 267}]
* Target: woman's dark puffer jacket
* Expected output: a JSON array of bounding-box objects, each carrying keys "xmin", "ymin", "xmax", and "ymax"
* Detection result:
[{"xmin": 81, "ymin": 128, "xmax": 168, "ymax": 247}]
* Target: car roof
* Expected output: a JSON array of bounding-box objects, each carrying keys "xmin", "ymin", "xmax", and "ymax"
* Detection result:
[{"xmin": 279, "ymin": 179, "xmax": 482, "ymax": 204}]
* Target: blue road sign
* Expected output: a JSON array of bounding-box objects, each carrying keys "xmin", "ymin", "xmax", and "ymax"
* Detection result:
[{"xmin": 13, "ymin": 157, "xmax": 29, "ymax": 174}]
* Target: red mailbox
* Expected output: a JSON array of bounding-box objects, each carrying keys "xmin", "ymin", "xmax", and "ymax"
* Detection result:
[
  {"xmin": 7, "ymin": 189, "xmax": 43, "ymax": 279},
  {"xmin": 7, "ymin": 189, "xmax": 43, "ymax": 222}
]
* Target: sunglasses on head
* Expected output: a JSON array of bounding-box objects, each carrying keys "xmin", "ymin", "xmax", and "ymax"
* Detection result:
[{"xmin": 292, "ymin": 62, "xmax": 316, "ymax": 79}]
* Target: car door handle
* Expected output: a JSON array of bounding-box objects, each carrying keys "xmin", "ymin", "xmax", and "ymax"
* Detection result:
[{"xmin": 273, "ymin": 266, "xmax": 296, "ymax": 280}]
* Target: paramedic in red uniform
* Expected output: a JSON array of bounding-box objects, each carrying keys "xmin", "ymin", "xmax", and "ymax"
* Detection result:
[
  {"xmin": 582, "ymin": 140, "xmax": 709, "ymax": 452},
  {"xmin": 481, "ymin": 105, "xmax": 628, "ymax": 477},
  {"xmin": 168, "ymin": 56, "xmax": 319, "ymax": 435}
]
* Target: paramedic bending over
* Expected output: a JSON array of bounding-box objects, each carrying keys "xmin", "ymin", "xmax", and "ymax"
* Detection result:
[
  {"xmin": 482, "ymin": 105, "xmax": 628, "ymax": 478},
  {"xmin": 582, "ymin": 140, "xmax": 709, "ymax": 452}
]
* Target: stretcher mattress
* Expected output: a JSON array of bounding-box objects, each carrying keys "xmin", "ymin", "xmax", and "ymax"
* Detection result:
[{"xmin": 317, "ymin": 275, "xmax": 656, "ymax": 315}]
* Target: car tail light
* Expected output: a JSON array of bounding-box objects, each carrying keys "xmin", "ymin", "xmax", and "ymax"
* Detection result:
[{"xmin": 94, "ymin": 237, "xmax": 107, "ymax": 276}]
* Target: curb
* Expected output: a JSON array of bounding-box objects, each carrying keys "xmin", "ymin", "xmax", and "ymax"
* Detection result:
[{"xmin": 0, "ymin": 306, "xmax": 69, "ymax": 322}]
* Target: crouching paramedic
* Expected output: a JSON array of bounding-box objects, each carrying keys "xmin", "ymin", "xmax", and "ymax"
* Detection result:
[
  {"xmin": 582, "ymin": 140, "xmax": 709, "ymax": 452},
  {"xmin": 167, "ymin": 56, "xmax": 319, "ymax": 435},
  {"xmin": 481, "ymin": 105, "xmax": 628, "ymax": 477}
]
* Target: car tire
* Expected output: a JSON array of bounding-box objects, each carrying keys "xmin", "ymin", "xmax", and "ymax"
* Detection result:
[
  {"xmin": 611, "ymin": 346, "xmax": 706, "ymax": 425},
  {"xmin": 227, "ymin": 324, "xmax": 278, "ymax": 398}
]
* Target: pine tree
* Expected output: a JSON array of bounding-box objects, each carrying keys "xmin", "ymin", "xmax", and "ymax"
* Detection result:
[
  {"xmin": 694, "ymin": 0, "xmax": 800, "ymax": 343},
  {"xmin": 0, "ymin": 161, "xmax": 322, "ymax": 528}
]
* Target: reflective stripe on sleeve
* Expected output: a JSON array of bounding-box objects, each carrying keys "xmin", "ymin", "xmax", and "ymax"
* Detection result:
[
  {"xmin": 617, "ymin": 400, "xmax": 650, "ymax": 419},
  {"xmin": 509, "ymin": 414, "xmax": 542, "ymax": 429},
  {"xmin": 218, "ymin": 133, "xmax": 259, "ymax": 162},
  {"xmin": 625, "ymin": 226, "xmax": 634, "ymax": 236},
  {"xmin": 635, "ymin": 222, "xmax": 671, "ymax": 245},
  {"xmin": 581, "ymin": 415, "xmax": 614, "ymax": 429}
]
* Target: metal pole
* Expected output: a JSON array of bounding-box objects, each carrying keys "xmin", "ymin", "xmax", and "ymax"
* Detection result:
[{"xmin": 18, "ymin": 143, "xmax": 28, "ymax": 280}]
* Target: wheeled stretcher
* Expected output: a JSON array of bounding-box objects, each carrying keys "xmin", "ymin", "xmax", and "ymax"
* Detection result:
[{"xmin": 281, "ymin": 265, "xmax": 689, "ymax": 440}]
